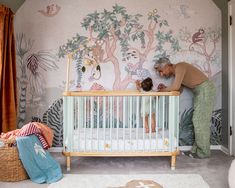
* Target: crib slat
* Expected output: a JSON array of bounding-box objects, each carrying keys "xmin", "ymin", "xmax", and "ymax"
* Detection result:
[
  {"xmin": 110, "ymin": 97, "xmax": 112, "ymax": 151},
  {"xmin": 169, "ymin": 96, "xmax": 175, "ymax": 152},
  {"xmin": 170, "ymin": 96, "xmax": 176, "ymax": 151},
  {"xmin": 91, "ymin": 97, "xmax": 94, "ymax": 151},
  {"xmin": 97, "ymin": 97, "xmax": 100, "ymax": 151},
  {"xmin": 73, "ymin": 98, "xmax": 76, "ymax": 149},
  {"xmin": 169, "ymin": 96, "xmax": 172, "ymax": 152},
  {"xmin": 63, "ymin": 97, "xmax": 73, "ymax": 152},
  {"xmin": 103, "ymin": 96, "xmax": 106, "ymax": 151},
  {"xmin": 84, "ymin": 97, "xmax": 87, "ymax": 152},
  {"xmin": 155, "ymin": 96, "xmax": 159, "ymax": 151},
  {"xmin": 176, "ymin": 96, "xmax": 179, "ymax": 148},
  {"xmin": 82, "ymin": 97, "xmax": 85, "ymax": 151},
  {"xmin": 80, "ymin": 97, "xmax": 84, "ymax": 151},
  {"xmin": 129, "ymin": 96, "xmax": 132, "ymax": 151},
  {"xmin": 173, "ymin": 96, "xmax": 176, "ymax": 152},
  {"xmin": 77, "ymin": 97, "xmax": 81, "ymax": 151},
  {"xmin": 71, "ymin": 97, "xmax": 75, "ymax": 151},
  {"xmin": 123, "ymin": 97, "xmax": 126, "ymax": 151},
  {"xmin": 117, "ymin": 97, "xmax": 119, "ymax": 151},
  {"xmin": 143, "ymin": 96, "xmax": 145, "ymax": 152},
  {"xmin": 149, "ymin": 96, "xmax": 152, "ymax": 151},
  {"xmin": 162, "ymin": 96, "xmax": 165, "ymax": 151},
  {"xmin": 136, "ymin": 96, "xmax": 140, "ymax": 152}
]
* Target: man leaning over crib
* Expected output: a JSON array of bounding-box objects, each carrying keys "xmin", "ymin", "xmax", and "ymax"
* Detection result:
[{"xmin": 154, "ymin": 57, "xmax": 216, "ymax": 159}]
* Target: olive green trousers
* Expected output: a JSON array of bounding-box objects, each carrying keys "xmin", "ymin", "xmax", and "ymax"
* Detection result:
[{"xmin": 191, "ymin": 80, "xmax": 216, "ymax": 158}]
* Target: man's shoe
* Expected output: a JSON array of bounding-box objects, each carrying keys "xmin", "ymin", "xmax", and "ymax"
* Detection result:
[{"xmin": 181, "ymin": 151, "xmax": 200, "ymax": 159}]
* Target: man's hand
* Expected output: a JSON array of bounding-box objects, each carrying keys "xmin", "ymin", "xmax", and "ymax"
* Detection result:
[
  {"xmin": 157, "ymin": 83, "xmax": 167, "ymax": 91},
  {"xmin": 135, "ymin": 80, "xmax": 142, "ymax": 91}
]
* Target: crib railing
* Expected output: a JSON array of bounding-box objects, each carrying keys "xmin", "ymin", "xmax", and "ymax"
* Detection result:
[{"xmin": 63, "ymin": 91, "xmax": 180, "ymax": 170}]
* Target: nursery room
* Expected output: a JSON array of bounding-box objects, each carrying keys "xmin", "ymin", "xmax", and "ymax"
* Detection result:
[{"xmin": 1, "ymin": 0, "xmax": 235, "ymax": 187}]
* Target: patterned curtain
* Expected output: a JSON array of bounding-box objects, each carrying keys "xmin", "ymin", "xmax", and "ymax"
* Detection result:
[{"xmin": 0, "ymin": 4, "xmax": 17, "ymax": 132}]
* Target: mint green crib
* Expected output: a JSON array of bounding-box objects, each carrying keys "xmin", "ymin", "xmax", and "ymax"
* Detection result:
[{"xmin": 63, "ymin": 91, "xmax": 180, "ymax": 171}]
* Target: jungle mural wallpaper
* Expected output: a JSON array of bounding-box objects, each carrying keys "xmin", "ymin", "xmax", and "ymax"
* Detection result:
[{"xmin": 15, "ymin": 0, "xmax": 222, "ymax": 147}]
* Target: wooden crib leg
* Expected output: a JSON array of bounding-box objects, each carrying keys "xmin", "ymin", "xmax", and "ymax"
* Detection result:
[
  {"xmin": 66, "ymin": 156, "xmax": 71, "ymax": 171},
  {"xmin": 171, "ymin": 155, "xmax": 176, "ymax": 170}
]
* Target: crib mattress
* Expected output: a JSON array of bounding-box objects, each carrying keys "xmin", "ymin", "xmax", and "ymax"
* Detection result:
[
  {"xmin": 71, "ymin": 128, "xmax": 177, "ymax": 152},
  {"xmin": 74, "ymin": 128, "xmax": 169, "ymax": 139}
]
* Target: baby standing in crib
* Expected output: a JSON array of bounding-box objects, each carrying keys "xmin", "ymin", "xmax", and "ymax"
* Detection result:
[{"xmin": 136, "ymin": 77, "xmax": 156, "ymax": 133}]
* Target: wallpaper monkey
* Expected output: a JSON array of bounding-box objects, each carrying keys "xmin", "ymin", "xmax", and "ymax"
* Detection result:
[
  {"xmin": 192, "ymin": 28, "xmax": 205, "ymax": 44},
  {"xmin": 38, "ymin": 4, "xmax": 61, "ymax": 17}
]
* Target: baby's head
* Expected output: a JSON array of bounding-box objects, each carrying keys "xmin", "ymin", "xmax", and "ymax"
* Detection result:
[{"xmin": 141, "ymin": 77, "xmax": 153, "ymax": 91}]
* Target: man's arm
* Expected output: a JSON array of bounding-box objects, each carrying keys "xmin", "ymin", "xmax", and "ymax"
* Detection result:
[
  {"xmin": 160, "ymin": 68, "xmax": 185, "ymax": 92},
  {"xmin": 178, "ymin": 86, "xmax": 184, "ymax": 93},
  {"xmin": 135, "ymin": 80, "xmax": 142, "ymax": 91}
]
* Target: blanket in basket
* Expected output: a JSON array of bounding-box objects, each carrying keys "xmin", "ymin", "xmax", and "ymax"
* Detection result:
[{"xmin": 16, "ymin": 135, "xmax": 62, "ymax": 184}]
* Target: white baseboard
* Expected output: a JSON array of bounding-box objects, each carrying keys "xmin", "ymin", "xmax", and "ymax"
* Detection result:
[
  {"xmin": 178, "ymin": 146, "xmax": 192, "ymax": 151},
  {"xmin": 49, "ymin": 145, "xmax": 222, "ymax": 152},
  {"xmin": 179, "ymin": 145, "xmax": 221, "ymax": 151},
  {"xmin": 210, "ymin": 145, "xmax": 222, "ymax": 150},
  {"xmin": 221, "ymin": 145, "xmax": 230, "ymax": 155},
  {"xmin": 48, "ymin": 147, "xmax": 63, "ymax": 152}
]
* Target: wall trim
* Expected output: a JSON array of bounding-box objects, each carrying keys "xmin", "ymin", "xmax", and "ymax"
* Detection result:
[
  {"xmin": 221, "ymin": 145, "xmax": 230, "ymax": 155},
  {"xmin": 49, "ymin": 147, "xmax": 63, "ymax": 152},
  {"xmin": 179, "ymin": 145, "xmax": 221, "ymax": 151}
]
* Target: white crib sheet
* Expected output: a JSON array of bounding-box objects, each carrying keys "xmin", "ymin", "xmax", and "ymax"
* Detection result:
[{"xmin": 72, "ymin": 128, "xmax": 177, "ymax": 152}]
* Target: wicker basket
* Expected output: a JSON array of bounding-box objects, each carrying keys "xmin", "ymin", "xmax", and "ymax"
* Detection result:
[{"xmin": 0, "ymin": 138, "xmax": 28, "ymax": 182}]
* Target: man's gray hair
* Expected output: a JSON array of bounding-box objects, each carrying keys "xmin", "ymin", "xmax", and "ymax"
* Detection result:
[{"xmin": 154, "ymin": 57, "xmax": 171, "ymax": 69}]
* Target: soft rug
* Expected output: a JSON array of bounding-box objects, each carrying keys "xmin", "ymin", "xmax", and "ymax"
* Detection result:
[{"xmin": 48, "ymin": 174, "xmax": 210, "ymax": 188}]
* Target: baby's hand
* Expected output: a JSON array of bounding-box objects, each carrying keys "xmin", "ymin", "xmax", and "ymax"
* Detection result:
[
  {"xmin": 157, "ymin": 83, "xmax": 167, "ymax": 90},
  {"xmin": 135, "ymin": 80, "xmax": 141, "ymax": 91}
]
